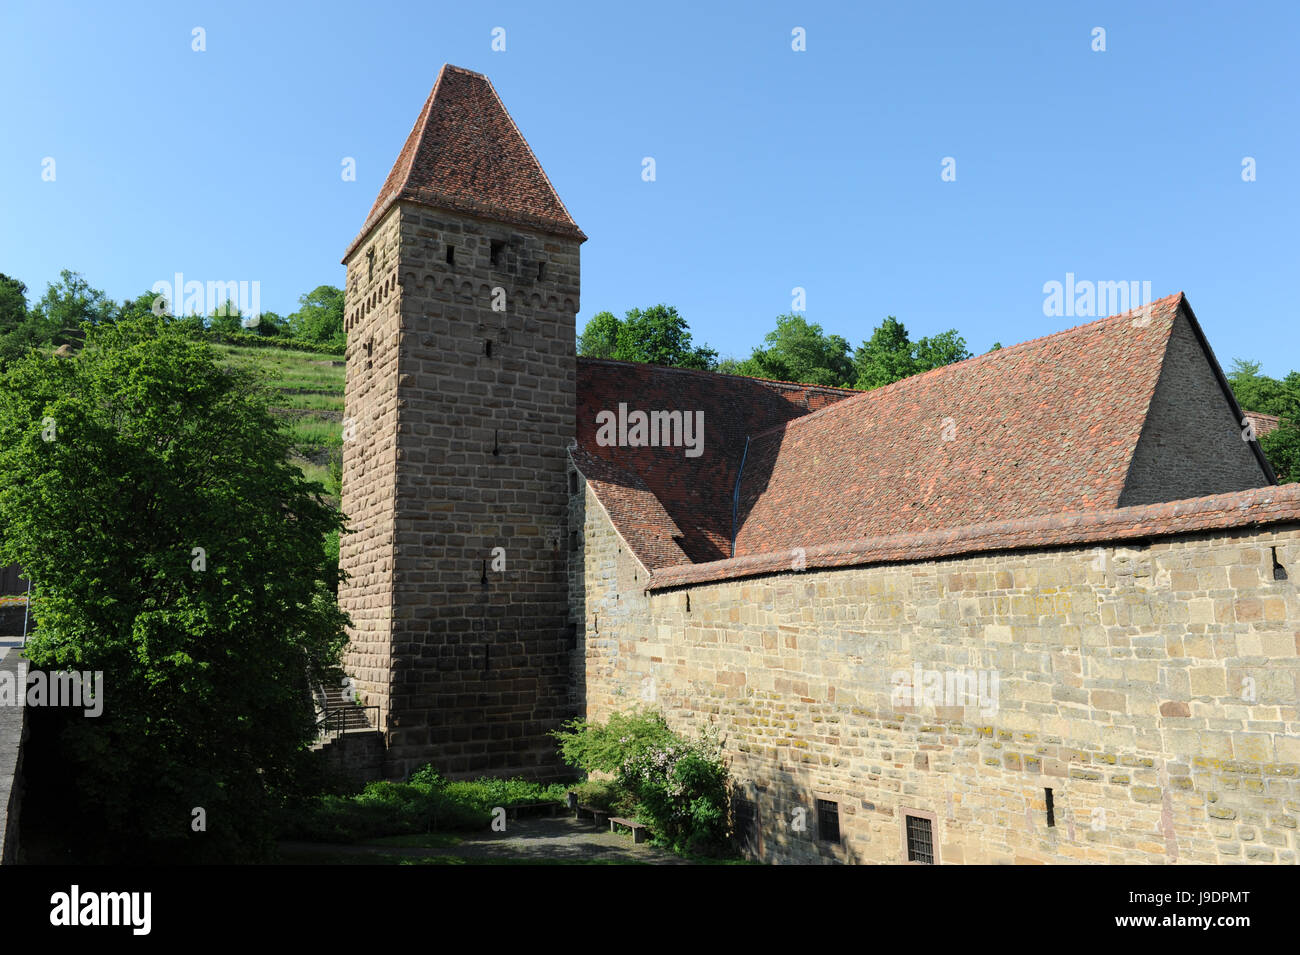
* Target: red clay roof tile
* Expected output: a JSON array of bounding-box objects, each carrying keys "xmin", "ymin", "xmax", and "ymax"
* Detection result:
[{"xmin": 343, "ymin": 64, "xmax": 584, "ymax": 261}]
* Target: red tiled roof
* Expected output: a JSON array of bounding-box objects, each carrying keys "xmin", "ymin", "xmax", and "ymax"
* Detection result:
[
  {"xmin": 343, "ymin": 64, "xmax": 584, "ymax": 261},
  {"xmin": 575, "ymin": 293, "xmax": 1288, "ymax": 582},
  {"xmin": 649, "ymin": 483, "xmax": 1300, "ymax": 590},
  {"xmin": 573, "ymin": 358, "xmax": 858, "ymax": 569},
  {"xmin": 732, "ymin": 292, "xmax": 1189, "ymax": 558}
]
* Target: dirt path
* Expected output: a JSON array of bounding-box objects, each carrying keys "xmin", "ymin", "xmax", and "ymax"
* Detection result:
[{"xmin": 280, "ymin": 815, "xmax": 694, "ymax": 865}]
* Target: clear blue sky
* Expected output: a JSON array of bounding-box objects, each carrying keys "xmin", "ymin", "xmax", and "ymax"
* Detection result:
[{"xmin": 2, "ymin": 1, "xmax": 1296, "ymax": 375}]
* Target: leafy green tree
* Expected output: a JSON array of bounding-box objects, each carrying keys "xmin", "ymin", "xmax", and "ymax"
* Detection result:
[
  {"xmin": 577, "ymin": 310, "xmax": 621, "ymax": 359},
  {"xmin": 1261, "ymin": 424, "xmax": 1300, "ymax": 484},
  {"xmin": 851, "ymin": 316, "xmax": 972, "ymax": 390},
  {"xmin": 0, "ymin": 273, "xmax": 39, "ymax": 368},
  {"xmin": 1229, "ymin": 359, "xmax": 1300, "ymax": 484},
  {"xmin": 613, "ymin": 304, "xmax": 717, "ymax": 370},
  {"xmin": 736, "ymin": 313, "xmax": 855, "ymax": 387},
  {"xmin": 0, "ymin": 273, "xmax": 27, "ymax": 334},
  {"xmin": 253, "ymin": 309, "xmax": 289, "ymax": 337},
  {"xmin": 0, "ymin": 313, "xmax": 348, "ymax": 862},
  {"xmin": 28, "ymin": 269, "xmax": 117, "ymax": 343},
  {"xmin": 207, "ymin": 300, "xmax": 245, "ymax": 335},
  {"xmin": 1228, "ymin": 360, "xmax": 1300, "ymax": 421},
  {"xmin": 289, "ymin": 285, "xmax": 345, "ymax": 347}
]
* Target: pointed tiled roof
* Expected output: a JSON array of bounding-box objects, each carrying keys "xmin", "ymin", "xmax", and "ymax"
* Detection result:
[
  {"xmin": 575, "ymin": 293, "xmax": 1282, "ymax": 582},
  {"xmin": 731, "ymin": 293, "xmax": 1189, "ymax": 557},
  {"xmin": 343, "ymin": 64, "xmax": 584, "ymax": 261}
]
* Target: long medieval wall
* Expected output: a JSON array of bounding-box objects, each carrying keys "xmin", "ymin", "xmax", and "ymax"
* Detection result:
[{"xmin": 571, "ymin": 476, "xmax": 1300, "ymax": 864}]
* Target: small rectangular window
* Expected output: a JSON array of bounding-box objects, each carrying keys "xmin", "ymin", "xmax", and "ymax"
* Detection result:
[
  {"xmin": 568, "ymin": 471, "xmax": 578, "ymax": 494},
  {"xmin": 445, "ymin": 245, "xmax": 455, "ymax": 266},
  {"xmin": 490, "ymin": 239, "xmax": 505, "ymax": 267},
  {"xmin": 570, "ymin": 530, "xmax": 579, "ymax": 552},
  {"xmin": 537, "ymin": 261, "xmax": 546, "ymax": 281},
  {"xmin": 816, "ymin": 799, "xmax": 840, "ymax": 844},
  {"xmin": 1045, "ymin": 788, "xmax": 1055, "ymax": 828},
  {"xmin": 905, "ymin": 814, "xmax": 934, "ymax": 864}
]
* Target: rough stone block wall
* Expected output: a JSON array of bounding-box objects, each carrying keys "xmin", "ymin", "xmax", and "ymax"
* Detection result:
[
  {"xmin": 574, "ymin": 484, "xmax": 1300, "ymax": 864},
  {"xmin": 311, "ymin": 731, "xmax": 386, "ymax": 791},
  {"xmin": 340, "ymin": 206, "xmax": 404, "ymax": 725},
  {"xmin": 1121, "ymin": 311, "xmax": 1270, "ymax": 505},
  {"xmin": 382, "ymin": 202, "xmax": 580, "ymax": 780}
]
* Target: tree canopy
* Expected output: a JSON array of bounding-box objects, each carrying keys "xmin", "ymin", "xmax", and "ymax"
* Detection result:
[
  {"xmin": 288, "ymin": 285, "xmax": 345, "ymax": 347},
  {"xmin": 577, "ymin": 304, "xmax": 718, "ymax": 370},
  {"xmin": 1229, "ymin": 359, "xmax": 1300, "ymax": 483},
  {"xmin": 0, "ymin": 314, "xmax": 348, "ymax": 861},
  {"xmin": 852, "ymin": 317, "xmax": 972, "ymax": 390},
  {"xmin": 734, "ymin": 313, "xmax": 855, "ymax": 388}
]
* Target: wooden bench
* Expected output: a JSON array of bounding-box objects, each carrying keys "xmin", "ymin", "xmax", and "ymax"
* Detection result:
[
  {"xmin": 610, "ymin": 816, "xmax": 650, "ymax": 844},
  {"xmin": 501, "ymin": 801, "xmax": 560, "ymax": 821},
  {"xmin": 576, "ymin": 804, "xmax": 610, "ymax": 828}
]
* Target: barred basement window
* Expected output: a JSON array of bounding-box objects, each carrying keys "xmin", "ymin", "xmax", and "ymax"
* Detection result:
[
  {"xmin": 816, "ymin": 799, "xmax": 840, "ymax": 844},
  {"xmin": 905, "ymin": 814, "xmax": 934, "ymax": 864},
  {"xmin": 490, "ymin": 239, "xmax": 505, "ymax": 267}
]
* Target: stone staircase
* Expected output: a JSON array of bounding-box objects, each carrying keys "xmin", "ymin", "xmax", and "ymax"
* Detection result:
[{"xmin": 312, "ymin": 682, "xmax": 377, "ymax": 738}]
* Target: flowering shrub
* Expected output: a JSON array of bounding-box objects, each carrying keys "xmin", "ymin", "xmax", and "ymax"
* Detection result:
[{"xmin": 553, "ymin": 709, "xmax": 732, "ymax": 856}]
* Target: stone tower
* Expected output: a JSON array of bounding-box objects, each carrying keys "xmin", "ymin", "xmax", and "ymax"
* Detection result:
[{"xmin": 339, "ymin": 64, "xmax": 585, "ymax": 779}]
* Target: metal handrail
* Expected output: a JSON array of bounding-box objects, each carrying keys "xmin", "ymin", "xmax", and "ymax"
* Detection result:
[{"xmin": 314, "ymin": 701, "xmax": 380, "ymax": 740}]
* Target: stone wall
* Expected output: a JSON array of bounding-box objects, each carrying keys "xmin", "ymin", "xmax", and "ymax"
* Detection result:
[
  {"xmin": 340, "ymin": 205, "xmax": 405, "ymax": 727},
  {"xmin": 311, "ymin": 730, "xmax": 386, "ymax": 792},
  {"xmin": 363, "ymin": 201, "xmax": 580, "ymax": 780},
  {"xmin": 572, "ymin": 478, "xmax": 1300, "ymax": 864},
  {"xmin": 1121, "ymin": 311, "xmax": 1270, "ymax": 504}
]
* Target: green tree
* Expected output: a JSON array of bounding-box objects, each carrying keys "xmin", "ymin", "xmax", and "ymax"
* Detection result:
[
  {"xmin": 0, "ymin": 313, "xmax": 348, "ymax": 862},
  {"xmin": 0, "ymin": 273, "xmax": 27, "ymax": 334},
  {"xmin": 288, "ymin": 285, "xmax": 345, "ymax": 347},
  {"xmin": 736, "ymin": 313, "xmax": 855, "ymax": 387},
  {"xmin": 577, "ymin": 310, "xmax": 621, "ymax": 359},
  {"xmin": 1229, "ymin": 359, "xmax": 1300, "ymax": 484},
  {"xmin": 851, "ymin": 316, "xmax": 972, "ymax": 390},
  {"xmin": 252, "ymin": 309, "xmax": 289, "ymax": 337},
  {"xmin": 1228, "ymin": 360, "xmax": 1300, "ymax": 421},
  {"xmin": 28, "ymin": 269, "xmax": 117, "ymax": 344},
  {"xmin": 207, "ymin": 299, "xmax": 245, "ymax": 335},
  {"xmin": 612, "ymin": 304, "xmax": 717, "ymax": 370},
  {"xmin": 1261, "ymin": 424, "xmax": 1300, "ymax": 484},
  {"xmin": 0, "ymin": 273, "xmax": 38, "ymax": 368}
]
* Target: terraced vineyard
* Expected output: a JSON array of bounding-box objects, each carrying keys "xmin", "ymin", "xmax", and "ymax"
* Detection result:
[{"xmin": 213, "ymin": 343, "xmax": 345, "ymax": 507}]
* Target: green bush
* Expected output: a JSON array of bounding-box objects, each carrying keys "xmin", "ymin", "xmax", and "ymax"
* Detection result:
[
  {"xmin": 552, "ymin": 708, "xmax": 678, "ymax": 774},
  {"xmin": 195, "ymin": 329, "xmax": 345, "ymax": 355},
  {"xmin": 568, "ymin": 779, "xmax": 636, "ymax": 816},
  {"xmin": 553, "ymin": 709, "xmax": 732, "ymax": 856},
  {"xmin": 281, "ymin": 771, "xmax": 567, "ymax": 843}
]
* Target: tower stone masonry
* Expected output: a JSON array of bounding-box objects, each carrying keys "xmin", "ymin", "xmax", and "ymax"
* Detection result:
[{"xmin": 339, "ymin": 64, "xmax": 585, "ymax": 779}]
